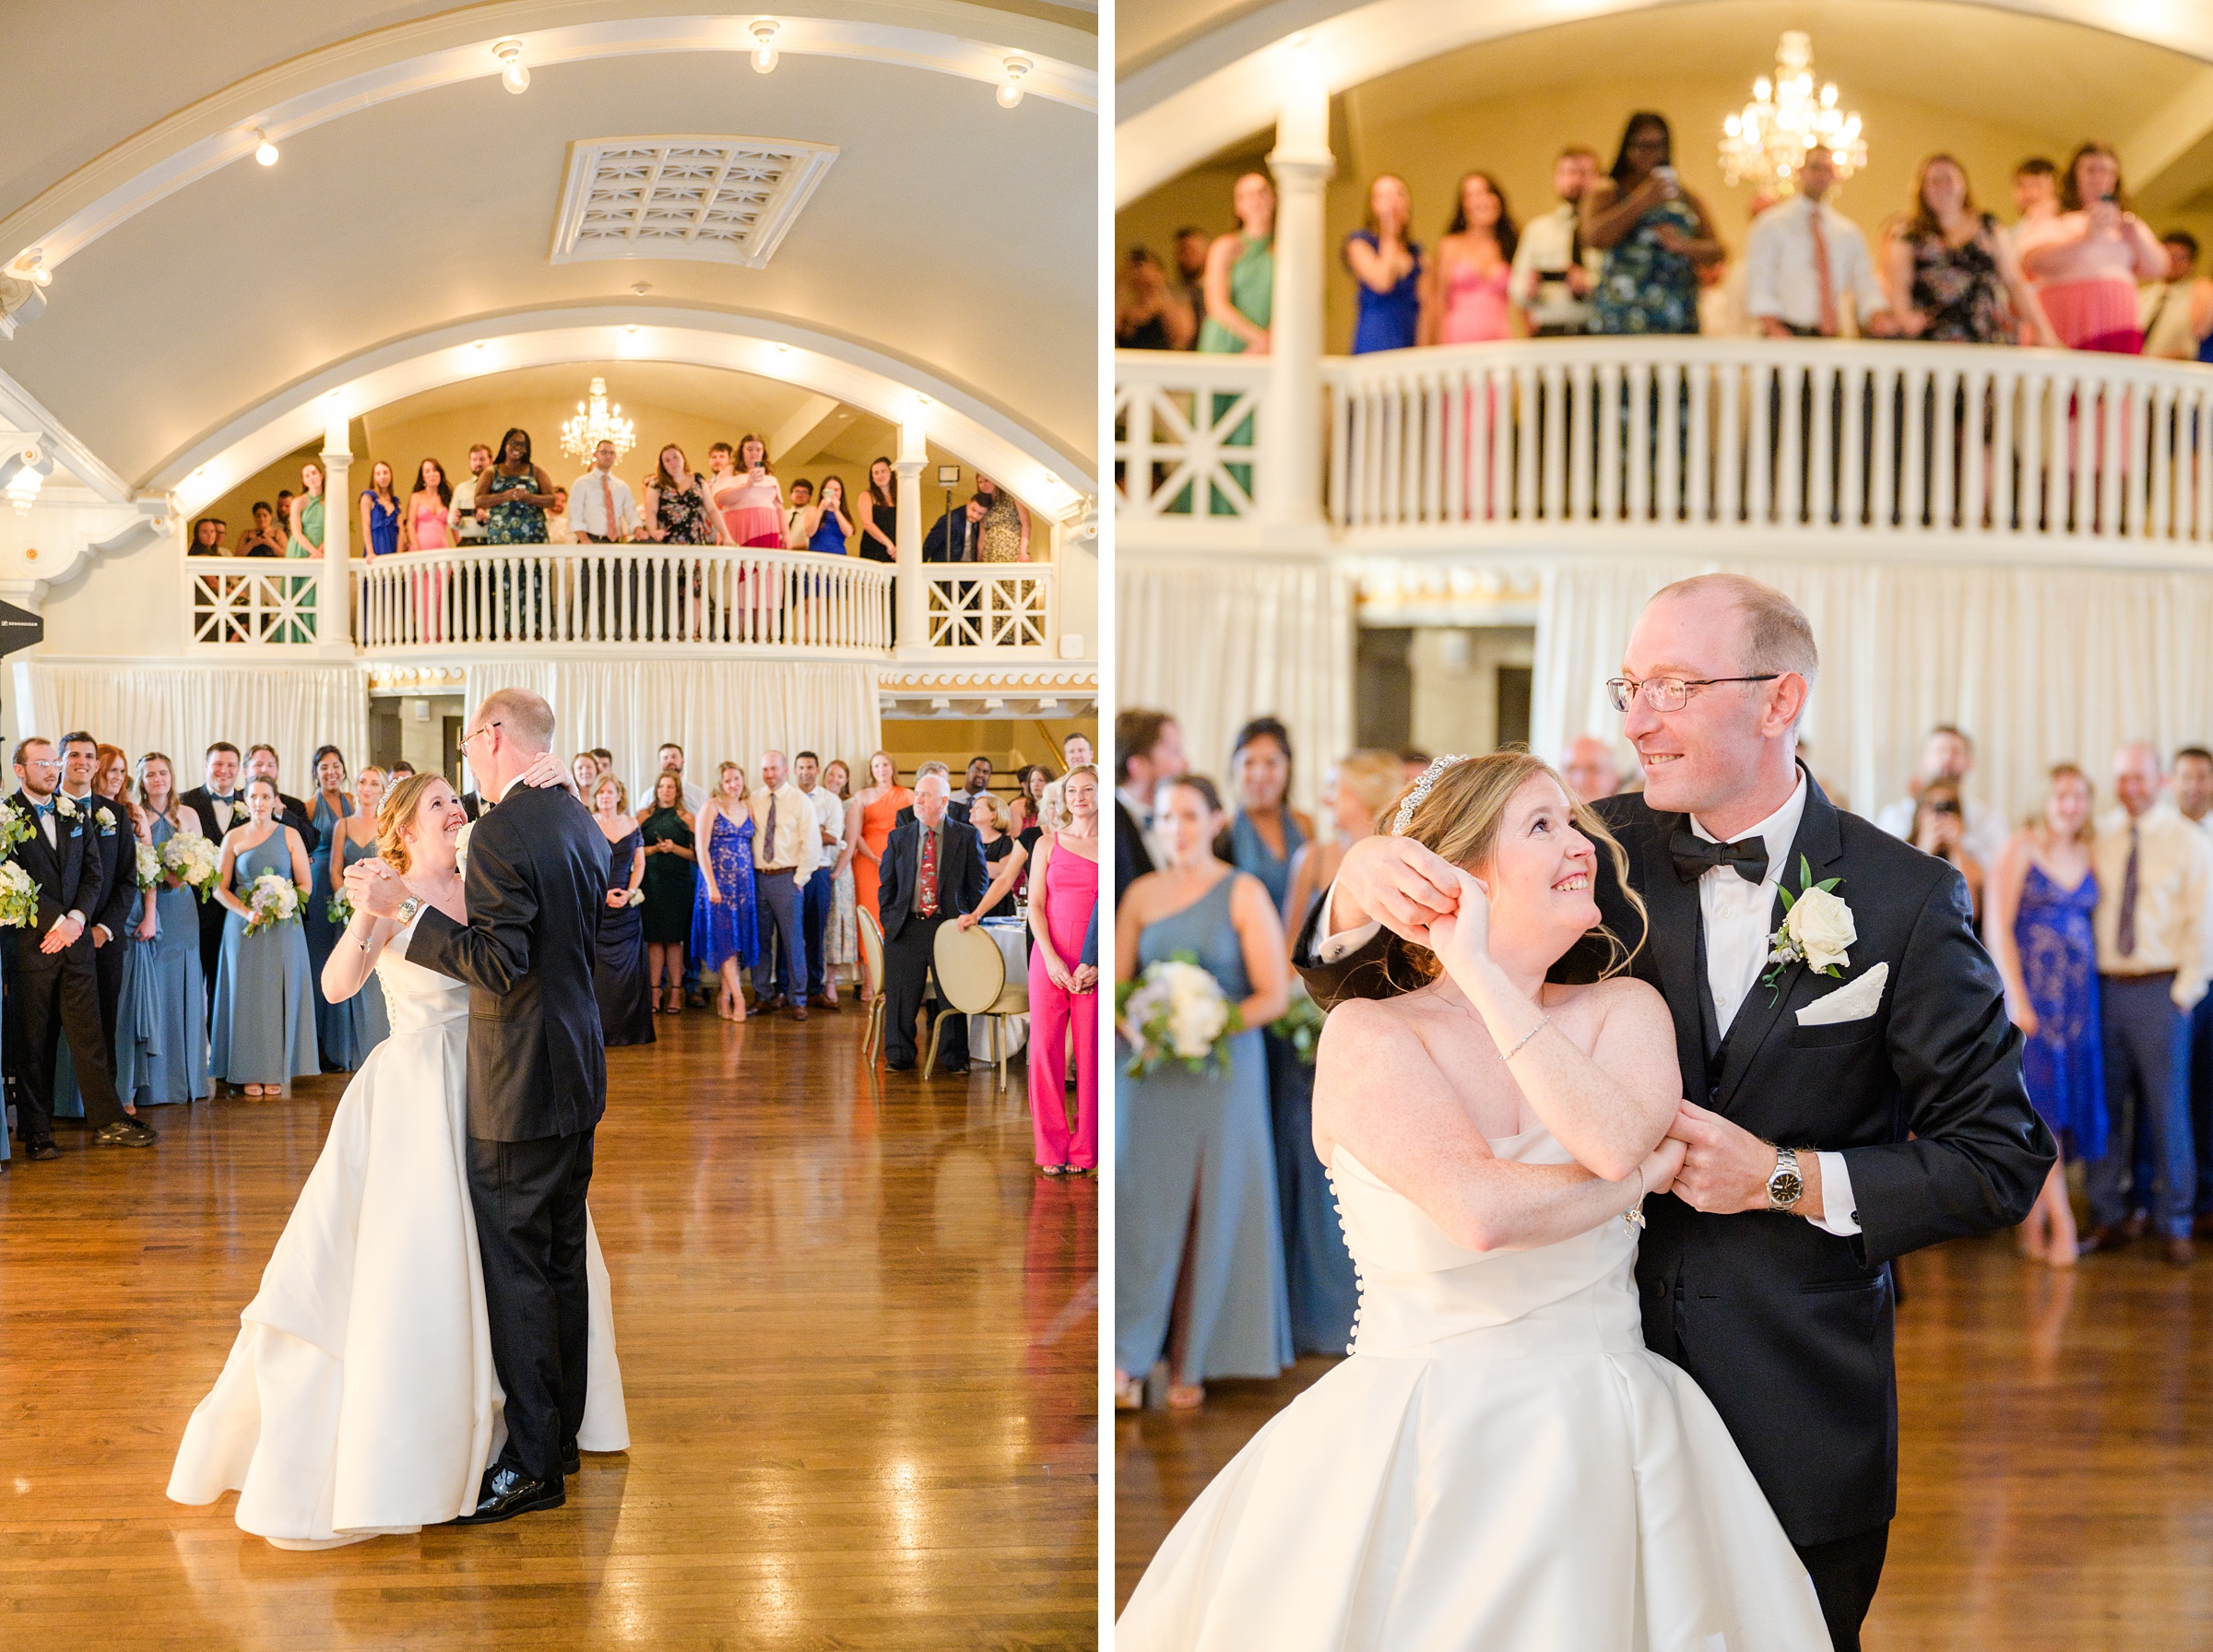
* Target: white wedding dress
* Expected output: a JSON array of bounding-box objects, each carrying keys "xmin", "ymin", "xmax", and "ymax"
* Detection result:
[
  {"xmin": 167, "ymin": 918, "xmax": 629, "ymax": 1549},
  {"xmin": 1118, "ymin": 1127, "xmax": 1833, "ymax": 1651}
]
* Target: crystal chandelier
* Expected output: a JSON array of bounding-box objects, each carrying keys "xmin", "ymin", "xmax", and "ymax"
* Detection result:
[
  {"xmin": 1720, "ymin": 31, "xmax": 1865, "ymax": 197},
  {"xmin": 559, "ymin": 377, "xmax": 636, "ymax": 465}
]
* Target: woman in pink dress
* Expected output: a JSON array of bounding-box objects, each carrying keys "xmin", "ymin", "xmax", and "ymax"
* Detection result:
[
  {"xmin": 399, "ymin": 458, "xmax": 454, "ymax": 643},
  {"xmin": 1423, "ymin": 172, "xmax": 1519, "ymax": 517},
  {"xmin": 2015, "ymin": 142, "xmax": 2167, "ymax": 352},
  {"xmin": 1024, "ymin": 764, "xmax": 1100, "ymax": 1174},
  {"xmin": 707, "ymin": 433, "xmax": 785, "ymax": 641}
]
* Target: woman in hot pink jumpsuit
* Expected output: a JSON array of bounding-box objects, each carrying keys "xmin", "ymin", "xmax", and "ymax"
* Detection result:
[{"xmin": 1026, "ymin": 765, "xmax": 1101, "ymax": 1174}]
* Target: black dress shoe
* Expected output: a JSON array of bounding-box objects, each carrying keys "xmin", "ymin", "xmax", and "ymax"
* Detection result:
[
  {"xmin": 26, "ymin": 1140, "xmax": 59, "ymax": 1162},
  {"xmin": 455, "ymin": 1466, "xmax": 564, "ymax": 1525},
  {"xmin": 2078, "ymin": 1222, "xmax": 2132, "ymax": 1256},
  {"xmin": 937, "ymin": 1060, "xmax": 969, "ymax": 1077},
  {"xmin": 91, "ymin": 1118, "xmax": 157, "ymax": 1148},
  {"xmin": 886, "ymin": 1059, "xmax": 915, "ymax": 1073}
]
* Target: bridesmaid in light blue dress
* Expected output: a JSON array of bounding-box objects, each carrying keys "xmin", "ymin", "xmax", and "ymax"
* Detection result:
[
  {"xmin": 1115, "ymin": 774, "xmax": 1293, "ymax": 1410},
  {"xmin": 209, "ymin": 776, "xmax": 320, "ymax": 1095},
  {"xmin": 303, "ymin": 749, "xmax": 361, "ymax": 1068},
  {"xmin": 316, "ymin": 762, "xmax": 391, "ymax": 1066},
  {"xmin": 129, "ymin": 758, "xmax": 212, "ymax": 1107}
]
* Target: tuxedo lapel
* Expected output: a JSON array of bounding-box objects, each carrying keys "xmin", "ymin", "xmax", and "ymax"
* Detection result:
[
  {"xmin": 1632, "ymin": 812, "xmax": 1710, "ymax": 1102},
  {"xmin": 11, "ymin": 793, "xmax": 63, "ymax": 888},
  {"xmin": 1715, "ymin": 771, "xmax": 1847, "ymax": 1111}
]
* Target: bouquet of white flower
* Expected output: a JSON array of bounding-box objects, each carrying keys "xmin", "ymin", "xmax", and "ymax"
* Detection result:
[
  {"xmin": 0, "ymin": 861, "xmax": 39, "ymax": 928},
  {"xmin": 0, "ymin": 805, "xmax": 31, "ymax": 856},
  {"xmin": 135, "ymin": 841, "xmax": 162, "ymax": 891},
  {"xmin": 162, "ymin": 831, "xmax": 221, "ymax": 899},
  {"xmin": 326, "ymin": 887, "xmax": 355, "ymax": 927},
  {"xmin": 244, "ymin": 871, "xmax": 302, "ymax": 934},
  {"xmin": 1117, "ymin": 952, "xmax": 1242, "ymax": 1079},
  {"xmin": 625, "ymin": 885, "xmax": 645, "ymax": 908}
]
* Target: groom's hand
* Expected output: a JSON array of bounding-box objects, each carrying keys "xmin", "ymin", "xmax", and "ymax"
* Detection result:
[
  {"xmin": 1666, "ymin": 1101, "xmax": 1823, "ymax": 1218},
  {"xmin": 347, "ymin": 860, "xmax": 406, "ymax": 919},
  {"xmin": 1331, "ymin": 834, "xmax": 1462, "ymax": 944}
]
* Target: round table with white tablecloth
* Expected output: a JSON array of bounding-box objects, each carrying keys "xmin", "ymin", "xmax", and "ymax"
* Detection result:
[{"xmin": 968, "ymin": 914, "xmax": 1029, "ymax": 1059}]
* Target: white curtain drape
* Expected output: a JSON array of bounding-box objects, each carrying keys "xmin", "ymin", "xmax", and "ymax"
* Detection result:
[
  {"xmin": 11, "ymin": 661, "xmax": 371, "ymax": 789},
  {"xmin": 1117, "ymin": 560, "xmax": 1355, "ymax": 810},
  {"xmin": 463, "ymin": 659, "xmax": 882, "ymax": 803},
  {"xmin": 1533, "ymin": 559, "xmax": 2213, "ymax": 830}
]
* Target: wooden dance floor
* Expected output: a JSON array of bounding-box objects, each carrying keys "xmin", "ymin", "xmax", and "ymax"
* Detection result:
[
  {"xmin": 1117, "ymin": 1234, "xmax": 2213, "ymax": 1647},
  {"xmin": 0, "ymin": 1010, "xmax": 1096, "ymax": 1649}
]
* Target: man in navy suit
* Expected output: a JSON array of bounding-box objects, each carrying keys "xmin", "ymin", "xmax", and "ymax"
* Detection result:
[{"xmin": 877, "ymin": 770, "xmax": 987, "ymax": 1075}]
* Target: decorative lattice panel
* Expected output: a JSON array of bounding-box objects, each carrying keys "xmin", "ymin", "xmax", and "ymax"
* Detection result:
[
  {"xmin": 550, "ymin": 136, "xmax": 838, "ymax": 268},
  {"xmin": 190, "ymin": 568, "xmax": 321, "ymax": 647},
  {"xmin": 926, "ymin": 572, "xmax": 1050, "ymax": 651}
]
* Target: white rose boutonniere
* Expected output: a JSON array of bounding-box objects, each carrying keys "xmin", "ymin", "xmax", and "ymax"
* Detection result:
[
  {"xmin": 455, "ymin": 818, "xmax": 476, "ymax": 868},
  {"xmin": 1762, "ymin": 856, "xmax": 1854, "ymax": 1000},
  {"xmin": 53, "ymin": 795, "xmax": 77, "ymax": 821}
]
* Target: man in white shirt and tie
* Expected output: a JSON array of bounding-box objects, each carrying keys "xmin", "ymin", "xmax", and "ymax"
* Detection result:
[
  {"xmin": 571, "ymin": 440, "xmax": 641, "ymax": 543},
  {"xmin": 450, "ymin": 442, "xmax": 493, "ymax": 545},
  {"xmin": 1744, "ymin": 152, "xmax": 1895, "ymax": 339},
  {"xmin": 751, "ymin": 749, "xmax": 820, "ymax": 1021},
  {"xmin": 1509, "ymin": 146, "xmax": 1604, "ymax": 336},
  {"xmin": 794, "ymin": 751, "xmax": 846, "ymax": 1009},
  {"xmin": 2080, "ymin": 742, "xmax": 2213, "ymax": 1263},
  {"xmin": 654, "ymin": 743, "xmax": 708, "ymax": 816}
]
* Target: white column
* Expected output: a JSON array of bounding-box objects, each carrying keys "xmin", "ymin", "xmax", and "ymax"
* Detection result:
[
  {"xmin": 893, "ymin": 419, "xmax": 927, "ymax": 660},
  {"xmin": 1258, "ymin": 46, "xmax": 1334, "ymax": 532},
  {"xmin": 319, "ymin": 413, "xmax": 352, "ymax": 655}
]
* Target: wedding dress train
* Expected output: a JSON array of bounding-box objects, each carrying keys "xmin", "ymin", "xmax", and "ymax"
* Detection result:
[
  {"xmin": 1118, "ymin": 1127, "xmax": 1832, "ymax": 1650},
  {"xmin": 168, "ymin": 918, "xmax": 628, "ymax": 1548}
]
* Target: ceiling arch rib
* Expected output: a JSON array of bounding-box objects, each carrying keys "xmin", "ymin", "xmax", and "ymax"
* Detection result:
[
  {"xmin": 1114, "ymin": 0, "xmax": 2213, "ymax": 205},
  {"xmin": 157, "ymin": 306, "xmax": 1096, "ymax": 525},
  {"xmin": 1, "ymin": 8, "xmax": 1096, "ymax": 279}
]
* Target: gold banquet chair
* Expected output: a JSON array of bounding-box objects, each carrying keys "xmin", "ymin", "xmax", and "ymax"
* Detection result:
[
  {"xmin": 858, "ymin": 908, "xmax": 888, "ymax": 1066},
  {"xmin": 926, "ymin": 919, "xmax": 1029, "ymax": 1089}
]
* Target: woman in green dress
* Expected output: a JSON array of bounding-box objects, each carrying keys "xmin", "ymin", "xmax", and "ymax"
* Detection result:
[
  {"xmin": 282, "ymin": 462, "xmax": 325, "ymax": 643},
  {"xmin": 1197, "ymin": 171, "xmax": 1277, "ymax": 514},
  {"xmin": 637, "ymin": 770, "xmax": 697, "ymax": 1014}
]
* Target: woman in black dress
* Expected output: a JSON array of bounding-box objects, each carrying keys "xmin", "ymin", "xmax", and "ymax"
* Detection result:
[
  {"xmin": 590, "ymin": 774, "xmax": 655, "ymax": 1047},
  {"xmin": 637, "ymin": 770, "xmax": 696, "ymax": 1013}
]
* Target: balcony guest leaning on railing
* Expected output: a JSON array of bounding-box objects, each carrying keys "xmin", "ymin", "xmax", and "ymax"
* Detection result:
[
  {"xmin": 1580, "ymin": 111, "xmax": 1722, "ymax": 336},
  {"xmin": 1884, "ymin": 155, "xmax": 2059, "ymax": 348}
]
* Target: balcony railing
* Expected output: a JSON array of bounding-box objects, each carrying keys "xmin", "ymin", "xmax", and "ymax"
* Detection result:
[
  {"xmin": 185, "ymin": 543, "xmax": 1058, "ymax": 656},
  {"xmin": 1116, "ymin": 340, "xmax": 2213, "ymax": 556}
]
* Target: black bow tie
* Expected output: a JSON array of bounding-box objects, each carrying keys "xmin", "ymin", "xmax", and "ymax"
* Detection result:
[
  {"xmin": 1670, "ymin": 828, "xmax": 1769, "ymax": 885},
  {"xmin": 212, "ymin": 793, "xmax": 235, "ymax": 805}
]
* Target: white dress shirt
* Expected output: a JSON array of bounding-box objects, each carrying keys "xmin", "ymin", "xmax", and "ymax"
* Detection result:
[
  {"xmin": 2138, "ymin": 279, "xmax": 2203, "ymax": 360},
  {"xmin": 1509, "ymin": 204, "xmax": 1603, "ymax": 331},
  {"xmin": 1873, "ymin": 793, "xmax": 2008, "ymax": 871},
  {"xmin": 1311, "ymin": 769, "xmax": 1859, "ymax": 1235},
  {"xmin": 449, "ymin": 477, "xmax": 484, "ymax": 542},
  {"xmin": 569, "ymin": 469, "xmax": 641, "ymax": 540},
  {"xmin": 799, "ymin": 782, "xmax": 846, "ymax": 859},
  {"xmin": 751, "ymin": 782, "xmax": 820, "ymax": 886},
  {"xmin": 1744, "ymin": 195, "xmax": 1888, "ymax": 335},
  {"xmin": 2090, "ymin": 804, "xmax": 2212, "ymax": 1009}
]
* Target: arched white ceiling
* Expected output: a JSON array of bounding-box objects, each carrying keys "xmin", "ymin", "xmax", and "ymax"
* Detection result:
[
  {"xmin": 0, "ymin": 22, "xmax": 1094, "ymax": 500},
  {"xmin": 1116, "ymin": 0, "xmax": 2213, "ymax": 204},
  {"xmin": 159, "ymin": 306, "xmax": 1094, "ymax": 522}
]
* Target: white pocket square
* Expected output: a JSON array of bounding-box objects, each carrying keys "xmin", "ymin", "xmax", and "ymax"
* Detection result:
[{"xmin": 1795, "ymin": 962, "xmax": 1888, "ymax": 1026}]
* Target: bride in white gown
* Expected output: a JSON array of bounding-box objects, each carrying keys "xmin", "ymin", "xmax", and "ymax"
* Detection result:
[
  {"xmin": 168, "ymin": 772, "xmax": 628, "ymax": 1550},
  {"xmin": 1119, "ymin": 753, "xmax": 1831, "ymax": 1650}
]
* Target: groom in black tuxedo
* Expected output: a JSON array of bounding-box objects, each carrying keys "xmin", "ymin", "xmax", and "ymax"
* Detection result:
[
  {"xmin": 350, "ymin": 689, "xmax": 606, "ymax": 1524},
  {"xmin": 1299, "ymin": 574, "xmax": 2053, "ymax": 1652},
  {"xmin": 4, "ymin": 738, "xmax": 156, "ymax": 1158}
]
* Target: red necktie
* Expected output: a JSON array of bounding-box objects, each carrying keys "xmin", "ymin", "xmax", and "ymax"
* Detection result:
[{"xmin": 919, "ymin": 827, "xmax": 940, "ymax": 917}]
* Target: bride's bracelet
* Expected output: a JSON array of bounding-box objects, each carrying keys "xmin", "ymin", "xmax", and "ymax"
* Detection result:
[
  {"xmin": 1502, "ymin": 1014, "xmax": 1551, "ymax": 1060},
  {"xmin": 1620, "ymin": 1163, "xmax": 1649, "ymax": 1231}
]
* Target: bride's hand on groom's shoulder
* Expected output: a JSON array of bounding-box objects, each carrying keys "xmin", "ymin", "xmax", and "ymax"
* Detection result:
[
  {"xmin": 1333, "ymin": 834, "xmax": 1462, "ymax": 943},
  {"xmin": 517, "ymin": 751, "xmax": 572, "ymax": 793}
]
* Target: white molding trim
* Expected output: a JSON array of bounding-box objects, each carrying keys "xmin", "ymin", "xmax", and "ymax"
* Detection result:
[
  {"xmin": 152, "ymin": 305, "xmax": 1095, "ymax": 518},
  {"xmin": 1116, "ymin": 0, "xmax": 2213, "ymax": 204},
  {"xmin": 0, "ymin": 366, "xmax": 132, "ymax": 503},
  {"xmin": 4, "ymin": 7, "xmax": 1095, "ymax": 277}
]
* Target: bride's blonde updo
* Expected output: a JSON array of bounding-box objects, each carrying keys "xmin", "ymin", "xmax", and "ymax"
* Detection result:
[
  {"xmin": 376, "ymin": 772, "xmax": 450, "ymax": 874},
  {"xmin": 1379, "ymin": 750, "xmax": 1647, "ymax": 989}
]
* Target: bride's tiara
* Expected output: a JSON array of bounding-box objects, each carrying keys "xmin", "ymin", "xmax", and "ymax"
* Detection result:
[{"xmin": 1391, "ymin": 754, "xmax": 1471, "ymax": 836}]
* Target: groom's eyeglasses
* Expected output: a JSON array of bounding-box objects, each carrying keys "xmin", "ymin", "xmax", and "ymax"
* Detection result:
[
  {"xmin": 1606, "ymin": 675, "xmax": 1780, "ymax": 714},
  {"xmin": 458, "ymin": 720, "xmax": 503, "ymax": 749}
]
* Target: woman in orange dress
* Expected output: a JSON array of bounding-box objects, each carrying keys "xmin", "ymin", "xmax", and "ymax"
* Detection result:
[{"xmin": 846, "ymin": 749, "xmax": 914, "ymax": 945}]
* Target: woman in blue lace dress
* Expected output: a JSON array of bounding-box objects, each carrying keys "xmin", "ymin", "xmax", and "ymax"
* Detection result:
[
  {"xmin": 1988, "ymin": 763, "xmax": 2107, "ymax": 1267},
  {"xmin": 690, "ymin": 761, "xmax": 760, "ymax": 1021},
  {"xmin": 1116, "ymin": 774, "xmax": 1293, "ymax": 1412},
  {"xmin": 1582, "ymin": 112, "xmax": 1722, "ymax": 335}
]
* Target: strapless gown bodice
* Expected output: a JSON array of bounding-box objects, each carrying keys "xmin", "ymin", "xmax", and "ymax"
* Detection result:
[
  {"xmin": 1119, "ymin": 1123, "xmax": 1832, "ymax": 1651},
  {"xmin": 375, "ymin": 920, "xmax": 469, "ymax": 1038}
]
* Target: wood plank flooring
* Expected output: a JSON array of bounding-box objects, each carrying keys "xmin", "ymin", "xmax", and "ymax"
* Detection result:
[
  {"xmin": 0, "ymin": 1009, "xmax": 1096, "ymax": 1650},
  {"xmin": 1116, "ymin": 1235, "xmax": 2213, "ymax": 1647}
]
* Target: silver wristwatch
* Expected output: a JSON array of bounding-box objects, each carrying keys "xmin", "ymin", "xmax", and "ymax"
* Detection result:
[
  {"xmin": 396, "ymin": 895, "xmax": 423, "ymax": 925},
  {"xmin": 1766, "ymin": 1145, "xmax": 1805, "ymax": 1212}
]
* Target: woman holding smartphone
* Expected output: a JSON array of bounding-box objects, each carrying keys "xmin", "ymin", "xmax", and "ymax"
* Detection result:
[{"xmin": 1581, "ymin": 111, "xmax": 1722, "ymax": 335}]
